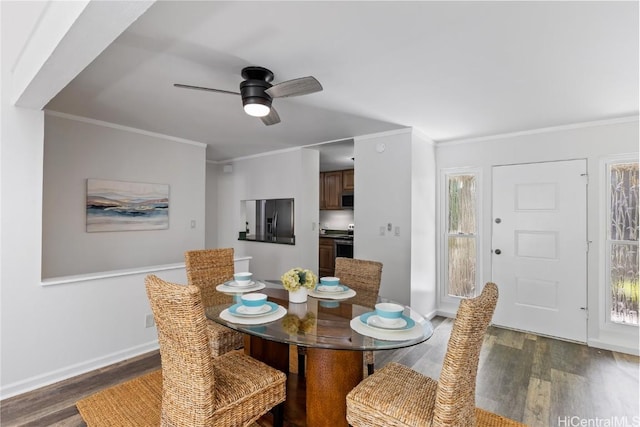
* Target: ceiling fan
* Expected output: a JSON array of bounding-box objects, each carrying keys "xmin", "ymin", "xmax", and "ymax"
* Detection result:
[{"xmin": 174, "ymin": 66, "xmax": 323, "ymax": 126}]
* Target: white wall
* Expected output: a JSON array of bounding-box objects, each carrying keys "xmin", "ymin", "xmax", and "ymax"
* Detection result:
[
  {"xmin": 410, "ymin": 130, "xmax": 437, "ymax": 317},
  {"xmin": 0, "ymin": 2, "xmax": 203, "ymax": 397},
  {"xmin": 2, "ymin": 110, "xmax": 204, "ymax": 399},
  {"xmin": 214, "ymin": 148, "xmax": 320, "ymax": 280},
  {"xmin": 42, "ymin": 114, "xmax": 206, "ymax": 277},
  {"xmin": 354, "ymin": 129, "xmax": 437, "ymax": 309},
  {"xmin": 205, "ymin": 162, "xmax": 219, "ymax": 248},
  {"xmin": 436, "ymin": 119, "xmax": 639, "ymax": 354}
]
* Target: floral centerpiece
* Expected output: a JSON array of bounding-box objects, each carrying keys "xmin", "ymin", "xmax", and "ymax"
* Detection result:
[
  {"xmin": 281, "ymin": 268, "xmax": 318, "ymax": 302},
  {"xmin": 281, "ymin": 268, "xmax": 317, "ymax": 291}
]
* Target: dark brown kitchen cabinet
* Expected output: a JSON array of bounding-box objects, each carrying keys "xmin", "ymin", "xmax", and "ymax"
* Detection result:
[
  {"xmin": 342, "ymin": 169, "xmax": 354, "ymax": 192},
  {"xmin": 320, "ymin": 171, "xmax": 342, "ymax": 210},
  {"xmin": 319, "ymin": 237, "xmax": 335, "ymax": 277},
  {"xmin": 319, "ymin": 173, "xmax": 325, "ymax": 209}
]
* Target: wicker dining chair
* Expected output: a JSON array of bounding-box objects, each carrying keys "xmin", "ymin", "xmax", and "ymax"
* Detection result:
[
  {"xmin": 184, "ymin": 248, "xmax": 245, "ymax": 356},
  {"xmin": 145, "ymin": 274, "xmax": 286, "ymax": 427},
  {"xmin": 298, "ymin": 257, "xmax": 383, "ymax": 376},
  {"xmin": 346, "ymin": 282, "xmax": 499, "ymax": 427}
]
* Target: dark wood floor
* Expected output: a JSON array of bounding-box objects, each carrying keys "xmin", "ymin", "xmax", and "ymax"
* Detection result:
[{"xmin": 2, "ymin": 317, "xmax": 638, "ymax": 426}]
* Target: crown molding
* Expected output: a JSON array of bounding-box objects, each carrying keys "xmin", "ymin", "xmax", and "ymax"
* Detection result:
[
  {"xmin": 411, "ymin": 128, "xmax": 436, "ymax": 145},
  {"xmin": 44, "ymin": 110, "xmax": 207, "ymax": 148},
  {"xmin": 436, "ymin": 115, "xmax": 639, "ymax": 147},
  {"xmin": 354, "ymin": 127, "xmax": 413, "ymax": 142}
]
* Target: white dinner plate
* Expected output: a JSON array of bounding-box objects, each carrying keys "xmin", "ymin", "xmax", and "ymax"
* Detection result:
[
  {"xmin": 308, "ymin": 286, "xmax": 356, "ymax": 300},
  {"xmin": 220, "ymin": 306, "xmax": 287, "ymax": 325},
  {"xmin": 226, "ymin": 280, "xmax": 255, "ymax": 288},
  {"xmin": 315, "ymin": 284, "xmax": 349, "ymax": 293},
  {"xmin": 229, "ymin": 301, "xmax": 278, "ymax": 317},
  {"xmin": 216, "ymin": 281, "xmax": 265, "ymax": 293},
  {"xmin": 359, "ymin": 312, "xmax": 415, "ymax": 331}
]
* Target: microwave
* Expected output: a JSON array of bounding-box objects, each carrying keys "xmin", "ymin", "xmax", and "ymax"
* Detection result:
[{"xmin": 341, "ymin": 192, "xmax": 354, "ymax": 209}]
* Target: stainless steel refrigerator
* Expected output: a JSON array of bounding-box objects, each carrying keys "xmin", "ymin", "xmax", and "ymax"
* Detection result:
[{"xmin": 255, "ymin": 198, "xmax": 294, "ymax": 241}]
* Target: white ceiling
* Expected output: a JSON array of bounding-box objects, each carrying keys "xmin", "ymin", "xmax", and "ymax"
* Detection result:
[{"xmin": 45, "ymin": 1, "xmax": 639, "ymax": 162}]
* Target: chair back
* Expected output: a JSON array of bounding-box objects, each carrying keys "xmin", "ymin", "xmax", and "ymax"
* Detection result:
[
  {"xmin": 184, "ymin": 248, "xmax": 235, "ymax": 307},
  {"xmin": 145, "ymin": 274, "xmax": 215, "ymax": 426},
  {"xmin": 434, "ymin": 282, "xmax": 499, "ymax": 426},
  {"xmin": 334, "ymin": 257, "xmax": 383, "ymax": 308}
]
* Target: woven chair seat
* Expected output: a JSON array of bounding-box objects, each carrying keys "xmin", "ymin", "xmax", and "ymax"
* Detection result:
[
  {"xmin": 185, "ymin": 248, "xmax": 244, "ymax": 357},
  {"xmin": 146, "ymin": 274, "xmax": 286, "ymax": 427},
  {"xmin": 347, "ymin": 365, "xmax": 526, "ymax": 427},
  {"xmin": 211, "ymin": 351, "xmax": 286, "ymax": 424},
  {"xmin": 347, "ymin": 283, "xmax": 502, "ymax": 427},
  {"xmin": 206, "ymin": 320, "xmax": 245, "ymax": 357},
  {"xmin": 347, "ymin": 362, "xmax": 438, "ymax": 426}
]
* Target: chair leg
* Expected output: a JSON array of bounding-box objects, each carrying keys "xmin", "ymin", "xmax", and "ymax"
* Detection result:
[
  {"xmin": 367, "ymin": 363, "xmax": 374, "ymax": 376},
  {"xmin": 272, "ymin": 402, "xmax": 285, "ymax": 427},
  {"xmin": 298, "ymin": 352, "xmax": 306, "ymax": 378}
]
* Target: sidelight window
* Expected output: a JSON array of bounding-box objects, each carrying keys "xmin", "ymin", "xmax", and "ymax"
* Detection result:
[
  {"xmin": 606, "ymin": 159, "xmax": 639, "ymax": 326},
  {"xmin": 444, "ymin": 172, "xmax": 479, "ymax": 298}
]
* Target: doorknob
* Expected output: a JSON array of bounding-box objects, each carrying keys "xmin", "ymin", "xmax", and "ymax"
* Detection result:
[
  {"xmin": 494, "ymin": 249, "xmax": 501, "ymax": 255},
  {"xmin": 495, "ymin": 218, "xmax": 502, "ymax": 224}
]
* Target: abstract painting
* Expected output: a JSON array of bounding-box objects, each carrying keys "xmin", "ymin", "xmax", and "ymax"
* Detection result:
[{"xmin": 86, "ymin": 179, "xmax": 169, "ymax": 232}]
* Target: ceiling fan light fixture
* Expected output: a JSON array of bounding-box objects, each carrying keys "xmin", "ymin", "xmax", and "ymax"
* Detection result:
[
  {"xmin": 243, "ymin": 101, "xmax": 271, "ymax": 117},
  {"xmin": 240, "ymin": 74, "xmax": 273, "ymax": 118}
]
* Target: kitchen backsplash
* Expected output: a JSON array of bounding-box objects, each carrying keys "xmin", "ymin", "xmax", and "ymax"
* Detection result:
[{"xmin": 319, "ymin": 210, "xmax": 354, "ymax": 231}]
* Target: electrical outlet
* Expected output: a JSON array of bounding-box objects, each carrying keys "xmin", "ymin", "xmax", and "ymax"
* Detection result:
[
  {"xmin": 190, "ymin": 220, "xmax": 196, "ymax": 229},
  {"xmin": 395, "ymin": 226, "xmax": 400, "ymax": 236},
  {"xmin": 145, "ymin": 314, "xmax": 155, "ymax": 328}
]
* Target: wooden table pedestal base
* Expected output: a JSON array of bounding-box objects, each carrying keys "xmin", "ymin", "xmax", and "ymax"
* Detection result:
[{"xmin": 305, "ymin": 348, "xmax": 363, "ymax": 427}]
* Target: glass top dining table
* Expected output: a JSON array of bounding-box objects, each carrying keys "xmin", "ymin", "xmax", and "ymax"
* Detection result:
[
  {"xmin": 205, "ymin": 279, "xmax": 434, "ymax": 427},
  {"xmin": 204, "ymin": 279, "xmax": 434, "ymax": 352}
]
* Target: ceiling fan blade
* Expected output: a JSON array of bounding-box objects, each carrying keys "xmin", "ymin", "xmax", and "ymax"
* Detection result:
[
  {"xmin": 265, "ymin": 76, "xmax": 323, "ymax": 98},
  {"xmin": 173, "ymin": 83, "xmax": 240, "ymax": 96},
  {"xmin": 261, "ymin": 107, "xmax": 281, "ymax": 126}
]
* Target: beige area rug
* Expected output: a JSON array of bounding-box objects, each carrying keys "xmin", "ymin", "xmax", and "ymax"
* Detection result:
[
  {"xmin": 76, "ymin": 368, "xmax": 524, "ymax": 427},
  {"xmin": 76, "ymin": 370, "xmax": 261, "ymax": 426},
  {"xmin": 477, "ymin": 408, "xmax": 528, "ymax": 426}
]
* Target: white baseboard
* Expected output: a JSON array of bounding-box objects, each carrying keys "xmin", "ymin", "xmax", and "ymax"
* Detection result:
[
  {"xmin": 0, "ymin": 341, "xmax": 159, "ymax": 400},
  {"xmin": 422, "ymin": 309, "xmax": 439, "ymax": 320},
  {"xmin": 434, "ymin": 310, "xmax": 640, "ymax": 356},
  {"xmin": 435, "ymin": 309, "xmax": 455, "ymax": 318},
  {"xmin": 588, "ymin": 338, "xmax": 640, "ymax": 356}
]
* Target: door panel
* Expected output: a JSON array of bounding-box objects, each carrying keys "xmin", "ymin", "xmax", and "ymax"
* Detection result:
[{"xmin": 492, "ymin": 160, "xmax": 587, "ymax": 342}]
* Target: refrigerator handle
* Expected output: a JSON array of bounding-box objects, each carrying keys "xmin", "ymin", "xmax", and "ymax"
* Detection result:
[{"xmin": 273, "ymin": 210, "xmax": 278, "ymax": 237}]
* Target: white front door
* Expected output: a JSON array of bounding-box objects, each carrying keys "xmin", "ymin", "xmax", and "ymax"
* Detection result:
[{"xmin": 491, "ymin": 160, "xmax": 587, "ymax": 342}]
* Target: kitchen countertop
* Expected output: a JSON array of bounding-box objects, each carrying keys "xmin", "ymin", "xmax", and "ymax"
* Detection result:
[
  {"xmin": 241, "ymin": 235, "xmax": 296, "ymax": 245},
  {"xmin": 319, "ymin": 231, "xmax": 353, "ymax": 240}
]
